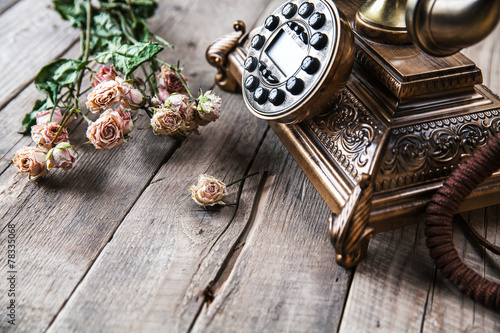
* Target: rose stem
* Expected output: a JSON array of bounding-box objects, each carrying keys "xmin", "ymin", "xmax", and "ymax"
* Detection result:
[
  {"xmin": 155, "ymin": 59, "xmax": 194, "ymax": 99},
  {"xmin": 226, "ymin": 172, "xmax": 260, "ymax": 187},
  {"xmin": 52, "ymin": 0, "xmax": 92, "ymax": 143}
]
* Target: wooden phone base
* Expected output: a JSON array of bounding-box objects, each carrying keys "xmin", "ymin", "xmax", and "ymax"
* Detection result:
[{"xmin": 206, "ymin": 19, "xmax": 500, "ymax": 267}]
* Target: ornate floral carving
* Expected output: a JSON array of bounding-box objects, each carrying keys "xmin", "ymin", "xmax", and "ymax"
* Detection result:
[
  {"xmin": 490, "ymin": 117, "xmax": 500, "ymax": 134},
  {"xmin": 308, "ymin": 88, "xmax": 385, "ymax": 182},
  {"xmin": 378, "ymin": 109, "xmax": 500, "ymax": 192}
]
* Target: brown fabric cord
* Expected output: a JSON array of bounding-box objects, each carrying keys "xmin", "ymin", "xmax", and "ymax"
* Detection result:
[{"xmin": 425, "ymin": 132, "xmax": 500, "ymax": 311}]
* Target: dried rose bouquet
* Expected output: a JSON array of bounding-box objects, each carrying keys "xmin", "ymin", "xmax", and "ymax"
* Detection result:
[{"xmin": 13, "ymin": 0, "xmax": 222, "ymax": 180}]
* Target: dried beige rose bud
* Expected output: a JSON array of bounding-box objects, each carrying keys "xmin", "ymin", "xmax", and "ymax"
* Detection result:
[
  {"xmin": 188, "ymin": 174, "xmax": 227, "ymax": 207},
  {"xmin": 114, "ymin": 109, "xmax": 134, "ymax": 135},
  {"xmin": 47, "ymin": 142, "xmax": 77, "ymax": 171},
  {"xmin": 150, "ymin": 96, "xmax": 162, "ymax": 107},
  {"xmin": 36, "ymin": 108, "xmax": 64, "ymax": 125},
  {"xmin": 158, "ymin": 89, "xmax": 170, "ymax": 102},
  {"xmin": 86, "ymin": 79, "xmax": 123, "ymax": 113},
  {"xmin": 12, "ymin": 146, "xmax": 48, "ymax": 180},
  {"xmin": 92, "ymin": 65, "xmax": 117, "ymax": 87},
  {"xmin": 197, "ymin": 91, "xmax": 222, "ymax": 126},
  {"xmin": 86, "ymin": 110, "xmax": 125, "ymax": 149},
  {"xmin": 157, "ymin": 65, "xmax": 188, "ymax": 95},
  {"xmin": 120, "ymin": 81, "xmax": 144, "ymax": 110},
  {"xmin": 31, "ymin": 122, "xmax": 69, "ymax": 150},
  {"xmin": 165, "ymin": 94, "xmax": 198, "ymax": 134},
  {"xmin": 151, "ymin": 108, "xmax": 182, "ymax": 136}
]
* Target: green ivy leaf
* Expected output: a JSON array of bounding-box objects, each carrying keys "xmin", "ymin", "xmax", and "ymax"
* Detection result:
[
  {"xmin": 98, "ymin": 0, "xmax": 157, "ymax": 19},
  {"xmin": 21, "ymin": 98, "xmax": 55, "ymax": 134},
  {"xmin": 89, "ymin": 12, "xmax": 124, "ymax": 57},
  {"xmin": 53, "ymin": 0, "xmax": 87, "ymax": 28},
  {"xmin": 130, "ymin": 0, "xmax": 158, "ymax": 19},
  {"xmin": 35, "ymin": 59, "xmax": 83, "ymax": 103},
  {"xmin": 131, "ymin": 18, "xmax": 149, "ymax": 42},
  {"xmin": 112, "ymin": 42, "xmax": 163, "ymax": 75}
]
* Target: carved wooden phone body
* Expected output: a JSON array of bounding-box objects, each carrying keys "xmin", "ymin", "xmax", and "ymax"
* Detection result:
[{"xmin": 206, "ymin": 0, "xmax": 500, "ymax": 267}]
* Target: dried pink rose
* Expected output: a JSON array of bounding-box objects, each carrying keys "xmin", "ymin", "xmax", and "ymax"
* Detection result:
[
  {"xmin": 36, "ymin": 109, "xmax": 74, "ymax": 127},
  {"xmin": 150, "ymin": 95, "xmax": 162, "ymax": 107},
  {"xmin": 86, "ymin": 79, "xmax": 123, "ymax": 113},
  {"xmin": 31, "ymin": 122, "xmax": 69, "ymax": 150},
  {"xmin": 188, "ymin": 174, "xmax": 227, "ymax": 206},
  {"xmin": 36, "ymin": 108, "xmax": 63, "ymax": 125},
  {"xmin": 151, "ymin": 108, "xmax": 183, "ymax": 136},
  {"xmin": 120, "ymin": 81, "xmax": 144, "ymax": 110},
  {"xmin": 157, "ymin": 65, "xmax": 189, "ymax": 95},
  {"xmin": 196, "ymin": 91, "xmax": 222, "ymax": 125},
  {"xmin": 151, "ymin": 94, "xmax": 198, "ymax": 136},
  {"xmin": 92, "ymin": 65, "xmax": 117, "ymax": 87},
  {"xmin": 86, "ymin": 110, "xmax": 125, "ymax": 149},
  {"xmin": 158, "ymin": 89, "xmax": 170, "ymax": 102},
  {"xmin": 167, "ymin": 94, "xmax": 196, "ymax": 126},
  {"xmin": 12, "ymin": 147, "xmax": 48, "ymax": 180},
  {"xmin": 114, "ymin": 109, "xmax": 134, "ymax": 135},
  {"xmin": 47, "ymin": 143, "xmax": 77, "ymax": 171}
]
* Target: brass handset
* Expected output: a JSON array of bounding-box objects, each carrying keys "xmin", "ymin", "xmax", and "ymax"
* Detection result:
[
  {"xmin": 406, "ymin": 0, "xmax": 500, "ymax": 56},
  {"xmin": 356, "ymin": 0, "xmax": 500, "ymax": 55}
]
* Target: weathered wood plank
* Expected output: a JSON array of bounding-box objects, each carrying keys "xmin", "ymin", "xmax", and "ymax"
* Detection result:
[
  {"xmin": 0, "ymin": 109, "xmax": 179, "ymax": 332},
  {"xmin": 462, "ymin": 23, "xmax": 500, "ymax": 92},
  {"xmin": 0, "ymin": 0, "xmax": 18, "ymax": 15},
  {"xmin": 0, "ymin": 0, "xmax": 79, "ymax": 111},
  {"xmin": 190, "ymin": 130, "xmax": 353, "ymax": 332},
  {"xmin": 47, "ymin": 87, "xmax": 267, "ymax": 332},
  {"xmin": 0, "ymin": 0, "xmax": 270, "ymax": 331},
  {"xmin": 5, "ymin": 0, "xmax": 275, "ymax": 332}
]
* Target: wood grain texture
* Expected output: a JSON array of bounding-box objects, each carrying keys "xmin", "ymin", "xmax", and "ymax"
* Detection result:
[
  {"xmin": 188, "ymin": 3, "xmax": 352, "ymax": 330},
  {"xmin": 44, "ymin": 0, "xmax": 271, "ymax": 332},
  {"xmin": 0, "ymin": 109, "xmax": 179, "ymax": 333},
  {"xmin": 0, "ymin": 0, "xmax": 78, "ymax": 111},
  {"xmin": 47, "ymin": 88, "xmax": 267, "ymax": 333},
  {"xmin": 0, "ymin": 0, "xmax": 268, "ymax": 331},
  {"xmin": 0, "ymin": 0, "xmax": 18, "ymax": 15},
  {"xmin": 191, "ymin": 129, "xmax": 353, "ymax": 333},
  {"xmin": 462, "ymin": 23, "xmax": 500, "ymax": 93}
]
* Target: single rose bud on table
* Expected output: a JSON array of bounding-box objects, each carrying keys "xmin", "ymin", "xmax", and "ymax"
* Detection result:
[
  {"xmin": 47, "ymin": 142, "xmax": 77, "ymax": 171},
  {"xmin": 189, "ymin": 174, "xmax": 228, "ymax": 207},
  {"xmin": 31, "ymin": 122, "xmax": 69, "ymax": 150},
  {"xmin": 12, "ymin": 146, "xmax": 48, "ymax": 180}
]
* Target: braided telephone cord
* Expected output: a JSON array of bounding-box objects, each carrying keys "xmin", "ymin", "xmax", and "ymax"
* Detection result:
[{"xmin": 425, "ymin": 132, "xmax": 500, "ymax": 311}]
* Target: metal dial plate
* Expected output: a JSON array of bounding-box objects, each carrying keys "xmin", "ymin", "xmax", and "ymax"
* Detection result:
[{"xmin": 242, "ymin": 0, "xmax": 340, "ymax": 121}]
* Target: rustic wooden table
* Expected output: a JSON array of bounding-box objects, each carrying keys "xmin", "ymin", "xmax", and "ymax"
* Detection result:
[{"xmin": 1, "ymin": 0, "xmax": 500, "ymax": 332}]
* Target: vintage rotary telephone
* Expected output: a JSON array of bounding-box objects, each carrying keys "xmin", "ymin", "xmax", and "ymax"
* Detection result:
[{"xmin": 206, "ymin": 0, "xmax": 500, "ymax": 267}]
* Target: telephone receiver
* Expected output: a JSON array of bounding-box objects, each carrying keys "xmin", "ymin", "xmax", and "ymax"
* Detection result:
[{"xmin": 206, "ymin": 0, "xmax": 500, "ymax": 267}]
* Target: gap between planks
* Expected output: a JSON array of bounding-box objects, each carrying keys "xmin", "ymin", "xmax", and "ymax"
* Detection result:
[{"xmin": 187, "ymin": 171, "xmax": 275, "ymax": 332}]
